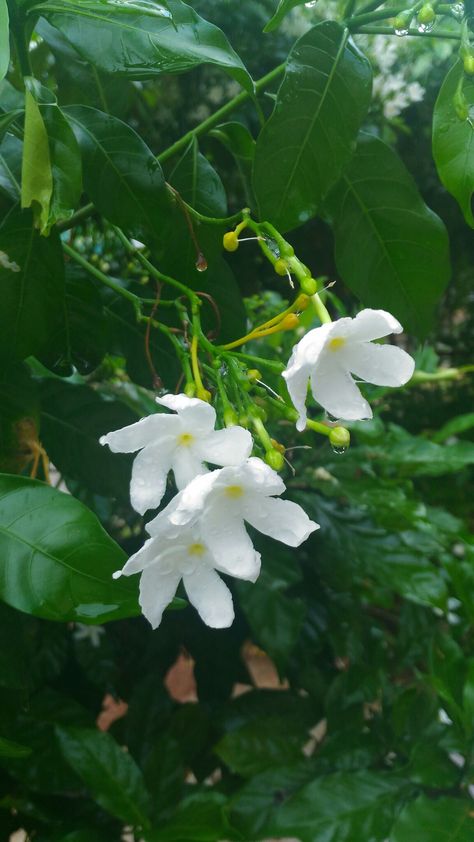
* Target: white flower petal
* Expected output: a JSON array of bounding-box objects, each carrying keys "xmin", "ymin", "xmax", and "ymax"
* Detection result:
[
  {"xmin": 283, "ymin": 323, "xmax": 336, "ymax": 431},
  {"xmin": 156, "ymin": 393, "xmax": 216, "ymax": 434},
  {"xmin": 100, "ymin": 413, "xmax": 178, "ymax": 452},
  {"xmin": 310, "ymin": 360, "xmax": 372, "ymax": 420},
  {"xmin": 183, "ymin": 566, "xmax": 234, "ymax": 628},
  {"xmin": 117, "ymin": 537, "xmax": 179, "ymax": 577},
  {"xmin": 244, "ymin": 496, "xmax": 319, "ymax": 546},
  {"xmin": 348, "ymin": 309, "xmax": 403, "ymax": 342},
  {"xmin": 345, "ymin": 342, "xmax": 415, "ymax": 387},
  {"xmin": 198, "ymin": 426, "xmax": 253, "ymax": 467},
  {"xmin": 168, "ymin": 470, "xmax": 223, "ymax": 526},
  {"xmin": 205, "ymin": 503, "xmax": 261, "ymax": 581},
  {"xmin": 283, "ymin": 354, "xmax": 311, "ymax": 432},
  {"xmin": 139, "ymin": 565, "xmax": 182, "ymax": 629},
  {"xmin": 130, "ymin": 439, "xmax": 176, "ymax": 514},
  {"xmin": 240, "ymin": 457, "xmax": 286, "ymax": 497},
  {"xmin": 172, "ymin": 447, "xmax": 208, "ymax": 490}
]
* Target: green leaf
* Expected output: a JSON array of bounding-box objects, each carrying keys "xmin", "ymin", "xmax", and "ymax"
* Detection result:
[
  {"xmin": 267, "ymin": 770, "xmax": 407, "ymax": 841},
  {"xmin": 64, "ymin": 105, "xmax": 166, "ymax": 234},
  {"xmin": 145, "ymin": 791, "xmax": 230, "ymax": 842},
  {"xmin": 0, "ymin": 0, "xmax": 9, "ymax": 83},
  {"xmin": 0, "ymin": 133, "xmax": 21, "ymax": 201},
  {"xmin": 0, "ymin": 363, "xmax": 39, "ymax": 474},
  {"xmin": 38, "ymin": 265, "xmax": 106, "ymax": 375},
  {"xmin": 209, "ymin": 121, "xmax": 255, "ymax": 206},
  {"xmin": 264, "ymin": 0, "xmax": 309, "ymax": 32},
  {"xmin": 169, "ymin": 137, "xmax": 227, "ymax": 217},
  {"xmin": 215, "ymin": 715, "xmax": 307, "ymax": 777},
  {"xmin": 38, "ymin": 379, "xmax": 137, "ymax": 499},
  {"xmin": 0, "ymin": 473, "xmax": 139, "ymax": 622},
  {"xmin": 55, "ymin": 725, "xmax": 151, "ymax": 827},
  {"xmin": 0, "ymin": 736, "xmax": 33, "ymax": 758},
  {"xmin": 433, "ymin": 61, "xmax": 474, "ymax": 228},
  {"xmin": 253, "ymin": 22, "xmax": 372, "ymax": 232},
  {"xmin": 39, "ymin": 0, "xmax": 253, "ymax": 92},
  {"xmin": 326, "ymin": 133, "xmax": 450, "ymax": 337},
  {"xmin": 432, "ymin": 413, "xmax": 474, "ymax": 443},
  {"xmin": 390, "ymin": 795, "xmax": 474, "ymax": 841},
  {"xmin": 21, "ymin": 88, "xmax": 53, "ymax": 233},
  {"xmin": 0, "ymin": 208, "xmax": 65, "ymax": 361}
]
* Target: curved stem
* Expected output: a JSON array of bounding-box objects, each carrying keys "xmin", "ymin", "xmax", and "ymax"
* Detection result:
[
  {"xmin": 354, "ymin": 23, "xmax": 463, "ymax": 36},
  {"xmin": 63, "ymin": 242, "xmax": 142, "ymax": 313}
]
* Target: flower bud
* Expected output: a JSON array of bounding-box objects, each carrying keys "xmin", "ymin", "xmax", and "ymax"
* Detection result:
[
  {"xmin": 196, "ymin": 387, "xmax": 212, "ymax": 403},
  {"xmin": 329, "ymin": 426, "xmax": 350, "ymax": 450},
  {"xmin": 417, "ymin": 3, "xmax": 435, "ymax": 24},
  {"xmin": 223, "ymin": 231, "xmax": 239, "ymax": 252},
  {"xmin": 265, "ymin": 448, "xmax": 285, "ymax": 471},
  {"xmin": 393, "ymin": 9, "xmax": 412, "ymax": 32},
  {"xmin": 184, "ymin": 382, "xmax": 196, "ymax": 398},
  {"xmin": 223, "ymin": 407, "xmax": 239, "ymax": 427},
  {"xmin": 300, "ymin": 276, "xmax": 318, "ymax": 296},
  {"xmin": 463, "ymin": 54, "xmax": 474, "ymax": 76},
  {"xmin": 294, "ymin": 294, "xmax": 310, "ymax": 311},
  {"xmin": 274, "ymin": 258, "xmax": 289, "ymax": 276},
  {"xmin": 270, "ymin": 438, "xmax": 286, "ymax": 454},
  {"xmin": 247, "ymin": 369, "xmax": 262, "ymax": 382},
  {"xmin": 280, "ymin": 313, "xmax": 299, "ymax": 330}
]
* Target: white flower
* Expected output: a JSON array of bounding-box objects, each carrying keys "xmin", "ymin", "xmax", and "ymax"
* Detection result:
[
  {"xmin": 282, "ymin": 309, "xmax": 415, "ymax": 430},
  {"xmin": 146, "ymin": 456, "xmax": 319, "ymax": 581},
  {"xmin": 73, "ymin": 623, "xmax": 105, "ymax": 648},
  {"xmin": 113, "ymin": 522, "xmax": 258, "ymax": 629},
  {"xmin": 100, "ymin": 394, "xmax": 252, "ymax": 515}
]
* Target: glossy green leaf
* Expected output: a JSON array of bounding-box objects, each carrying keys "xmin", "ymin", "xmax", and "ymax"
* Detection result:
[
  {"xmin": 433, "ymin": 61, "xmax": 474, "ymax": 228},
  {"xmin": 56, "ymin": 726, "xmax": 151, "ymax": 827},
  {"xmin": 0, "ymin": 133, "xmax": 21, "ymax": 201},
  {"xmin": 264, "ymin": 0, "xmax": 309, "ymax": 32},
  {"xmin": 145, "ymin": 791, "xmax": 230, "ymax": 841},
  {"xmin": 21, "ymin": 89, "xmax": 53, "ymax": 233},
  {"xmin": 326, "ymin": 133, "xmax": 450, "ymax": 337},
  {"xmin": 169, "ymin": 137, "xmax": 227, "ymax": 218},
  {"xmin": 0, "ymin": 736, "xmax": 33, "ymax": 758},
  {"xmin": 0, "ymin": 208, "xmax": 65, "ymax": 361},
  {"xmin": 253, "ymin": 21, "xmax": 372, "ymax": 232},
  {"xmin": 268, "ymin": 771, "xmax": 407, "ymax": 841},
  {"xmin": 0, "ymin": 473, "xmax": 139, "ymax": 622},
  {"xmin": 39, "ymin": 0, "xmax": 253, "ymax": 92},
  {"xmin": 0, "ymin": 363, "xmax": 39, "ymax": 474},
  {"xmin": 0, "ymin": 0, "xmax": 9, "ymax": 83},
  {"xmin": 390, "ymin": 795, "xmax": 474, "ymax": 841},
  {"xmin": 38, "ymin": 379, "xmax": 137, "ymax": 499},
  {"xmin": 215, "ymin": 716, "xmax": 307, "ymax": 777},
  {"xmin": 65, "ymin": 105, "xmax": 166, "ymax": 234},
  {"xmin": 209, "ymin": 121, "xmax": 255, "ymax": 206}
]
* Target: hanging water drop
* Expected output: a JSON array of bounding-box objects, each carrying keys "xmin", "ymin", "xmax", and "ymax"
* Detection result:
[
  {"xmin": 305, "ymin": 0, "xmax": 318, "ymax": 7},
  {"xmin": 417, "ymin": 20, "xmax": 434, "ymax": 32},
  {"xmin": 394, "ymin": 27, "xmax": 409, "ymax": 36},
  {"xmin": 331, "ymin": 444, "xmax": 347, "ymax": 455},
  {"xmin": 450, "ymin": 2, "xmax": 465, "ymax": 19}
]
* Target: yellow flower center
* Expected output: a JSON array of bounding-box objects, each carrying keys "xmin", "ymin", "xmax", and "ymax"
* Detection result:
[
  {"xmin": 178, "ymin": 433, "xmax": 194, "ymax": 446},
  {"xmin": 188, "ymin": 542, "xmax": 205, "ymax": 556},
  {"xmin": 225, "ymin": 484, "xmax": 244, "ymax": 499},
  {"xmin": 328, "ymin": 336, "xmax": 346, "ymax": 351}
]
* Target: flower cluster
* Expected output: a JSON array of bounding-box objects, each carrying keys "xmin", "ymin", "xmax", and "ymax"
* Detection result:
[
  {"xmin": 102, "ymin": 309, "xmax": 414, "ymax": 631},
  {"xmin": 368, "ymin": 34, "xmax": 425, "ymax": 119}
]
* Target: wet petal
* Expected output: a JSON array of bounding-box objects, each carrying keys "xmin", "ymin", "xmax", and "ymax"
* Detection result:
[
  {"xmin": 100, "ymin": 413, "xmax": 178, "ymax": 453},
  {"xmin": 347, "ymin": 309, "xmax": 403, "ymax": 342},
  {"xmin": 244, "ymin": 496, "xmax": 319, "ymax": 546},
  {"xmin": 183, "ymin": 566, "xmax": 234, "ymax": 628},
  {"xmin": 198, "ymin": 426, "xmax": 253, "ymax": 467},
  {"xmin": 310, "ymin": 359, "xmax": 372, "ymax": 420},
  {"xmin": 139, "ymin": 565, "xmax": 182, "ymax": 629},
  {"xmin": 345, "ymin": 341, "xmax": 415, "ymax": 387},
  {"xmin": 205, "ymin": 503, "xmax": 261, "ymax": 581},
  {"xmin": 130, "ymin": 438, "xmax": 176, "ymax": 514},
  {"xmin": 283, "ymin": 323, "xmax": 335, "ymax": 431},
  {"xmin": 172, "ymin": 447, "xmax": 208, "ymax": 490},
  {"xmin": 156, "ymin": 393, "xmax": 216, "ymax": 434}
]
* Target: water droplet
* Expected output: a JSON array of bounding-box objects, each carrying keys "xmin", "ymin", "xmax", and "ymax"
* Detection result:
[
  {"xmin": 395, "ymin": 27, "xmax": 409, "ymax": 36},
  {"xmin": 305, "ymin": 0, "xmax": 318, "ymax": 7},
  {"xmin": 324, "ymin": 411, "xmax": 340, "ymax": 424},
  {"xmin": 331, "ymin": 444, "xmax": 347, "ymax": 455},
  {"xmin": 417, "ymin": 21, "xmax": 434, "ymax": 32},
  {"xmin": 195, "ymin": 253, "xmax": 208, "ymax": 272}
]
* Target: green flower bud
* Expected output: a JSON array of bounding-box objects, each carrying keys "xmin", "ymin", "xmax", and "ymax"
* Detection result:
[
  {"xmin": 274, "ymin": 258, "xmax": 289, "ymax": 276},
  {"xmin": 300, "ymin": 276, "xmax": 318, "ymax": 296},
  {"xmin": 329, "ymin": 426, "xmax": 351, "ymax": 450},
  {"xmin": 265, "ymin": 448, "xmax": 285, "ymax": 471},
  {"xmin": 463, "ymin": 54, "xmax": 474, "ymax": 76},
  {"xmin": 223, "ymin": 407, "xmax": 239, "ymax": 427},
  {"xmin": 417, "ymin": 3, "xmax": 435, "ymax": 24}
]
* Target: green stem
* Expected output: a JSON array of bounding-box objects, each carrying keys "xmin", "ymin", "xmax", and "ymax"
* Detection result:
[
  {"xmin": 63, "ymin": 242, "xmax": 142, "ymax": 313},
  {"xmin": 157, "ymin": 62, "xmax": 286, "ymax": 165},
  {"xmin": 347, "ymin": 6, "xmax": 405, "ymax": 27},
  {"xmin": 355, "ymin": 23, "xmax": 463, "ymax": 36},
  {"xmin": 56, "ymin": 203, "xmax": 96, "ymax": 232},
  {"xmin": 113, "ymin": 227, "xmax": 200, "ymax": 304},
  {"xmin": 311, "ymin": 293, "xmax": 332, "ymax": 324},
  {"xmin": 166, "ymin": 184, "xmax": 243, "ymax": 226},
  {"xmin": 408, "ymin": 365, "xmax": 474, "ymax": 385}
]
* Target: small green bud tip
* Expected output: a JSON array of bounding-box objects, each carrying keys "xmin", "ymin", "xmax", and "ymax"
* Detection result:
[
  {"xmin": 393, "ymin": 9, "xmax": 412, "ymax": 29},
  {"xmin": 184, "ymin": 382, "xmax": 196, "ymax": 398},
  {"xmin": 196, "ymin": 387, "xmax": 212, "ymax": 403},
  {"xmin": 463, "ymin": 55, "xmax": 474, "ymax": 76},
  {"xmin": 329, "ymin": 426, "xmax": 351, "ymax": 449},
  {"xmin": 247, "ymin": 369, "xmax": 262, "ymax": 382},
  {"xmin": 417, "ymin": 3, "xmax": 435, "ymax": 24},
  {"xmin": 265, "ymin": 448, "xmax": 285, "ymax": 471},
  {"xmin": 223, "ymin": 407, "xmax": 239, "ymax": 427},
  {"xmin": 274, "ymin": 258, "xmax": 290, "ymax": 276},
  {"xmin": 300, "ymin": 276, "xmax": 318, "ymax": 296},
  {"xmin": 223, "ymin": 231, "xmax": 239, "ymax": 252}
]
